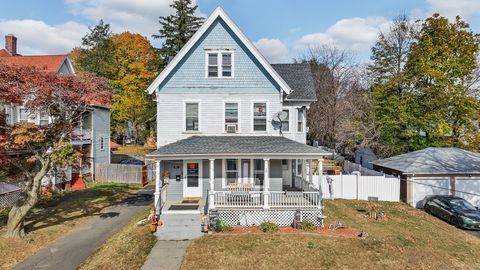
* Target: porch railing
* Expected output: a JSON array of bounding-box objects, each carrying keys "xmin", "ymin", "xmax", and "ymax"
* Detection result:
[{"xmin": 212, "ymin": 190, "xmax": 321, "ymax": 209}]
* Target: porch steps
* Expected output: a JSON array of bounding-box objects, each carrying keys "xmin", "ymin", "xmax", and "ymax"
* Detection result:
[{"xmin": 155, "ymin": 213, "xmax": 204, "ymax": 240}]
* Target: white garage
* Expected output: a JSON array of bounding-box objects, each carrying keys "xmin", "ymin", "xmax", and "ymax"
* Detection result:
[{"xmin": 372, "ymin": 147, "xmax": 480, "ymax": 208}]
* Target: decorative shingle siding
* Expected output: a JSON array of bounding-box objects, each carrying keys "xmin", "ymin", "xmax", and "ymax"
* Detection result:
[{"xmin": 159, "ymin": 18, "xmax": 280, "ymax": 93}]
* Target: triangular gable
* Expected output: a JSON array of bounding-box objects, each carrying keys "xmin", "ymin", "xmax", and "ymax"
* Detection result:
[{"xmin": 146, "ymin": 6, "xmax": 291, "ymax": 95}]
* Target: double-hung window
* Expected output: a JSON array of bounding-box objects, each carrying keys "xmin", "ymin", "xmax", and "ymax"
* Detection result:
[
  {"xmin": 297, "ymin": 108, "xmax": 304, "ymax": 132},
  {"xmin": 18, "ymin": 107, "xmax": 29, "ymax": 122},
  {"xmin": 253, "ymin": 103, "xmax": 267, "ymax": 131},
  {"xmin": 225, "ymin": 102, "xmax": 238, "ymax": 132},
  {"xmin": 281, "ymin": 109, "xmax": 289, "ymax": 132},
  {"xmin": 207, "ymin": 51, "xmax": 233, "ymax": 78},
  {"xmin": 39, "ymin": 111, "xmax": 49, "ymax": 125},
  {"xmin": 225, "ymin": 159, "xmax": 238, "ymax": 185},
  {"xmin": 185, "ymin": 103, "xmax": 199, "ymax": 131}
]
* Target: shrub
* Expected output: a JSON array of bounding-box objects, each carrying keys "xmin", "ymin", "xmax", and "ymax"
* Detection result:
[
  {"xmin": 215, "ymin": 223, "xmax": 234, "ymax": 232},
  {"xmin": 259, "ymin": 221, "xmax": 279, "ymax": 233},
  {"xmin": 299, "ymin": 220, "xmax": 316, "ymax": 231}
]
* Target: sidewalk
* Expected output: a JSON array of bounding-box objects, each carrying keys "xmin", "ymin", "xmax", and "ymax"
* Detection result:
[
  {"xmin": 13, "ymin": 187, "xmax": 154, "ymax": 270},
  {"xmin": 141, "ymin": 212, "xmax": 204, "ymax": 270}
]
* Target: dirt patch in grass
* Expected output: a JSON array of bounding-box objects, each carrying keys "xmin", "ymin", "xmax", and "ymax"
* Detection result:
[
  {"xmin": 79, "ymin": 206, "xmax": 156, "ymax": 270},
  {"xmin": 182, "ymin": 200, "xmax": 480, "ymax": 270},
  {"xmin": 0, "ymin": 182, "xmax": 140, "ymax": 270},
  {"xmin": 217, "ymin": 226, "xmax": 361, "ymax": 238}
]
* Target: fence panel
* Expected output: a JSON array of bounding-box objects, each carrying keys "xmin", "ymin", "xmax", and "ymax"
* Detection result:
[
  {"xmin": 95, "ymin": 163, "xmax": 146, "ymax": 185},
  {"xmin": 316, "ymin": 174, "xmax": 400, "ymax": 202}
]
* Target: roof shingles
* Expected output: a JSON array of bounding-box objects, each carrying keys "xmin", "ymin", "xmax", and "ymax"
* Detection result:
[{"xmin": 271, "ymin": 63, "xmax": 316, "ymax": 101}]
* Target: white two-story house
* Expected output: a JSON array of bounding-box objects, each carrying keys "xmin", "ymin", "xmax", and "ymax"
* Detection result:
[
  {"xmin": 146, "ymin": 7, "xmax": 330, "ymax": 226},
  {"xmin": 0, "ymin": 34, "xmax": 110, "ymax": 188}
]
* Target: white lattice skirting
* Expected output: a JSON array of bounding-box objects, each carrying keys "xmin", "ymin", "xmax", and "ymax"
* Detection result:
[{"xmin": 213, "ymin": 209, "xmax": 323, "ymax": 227}]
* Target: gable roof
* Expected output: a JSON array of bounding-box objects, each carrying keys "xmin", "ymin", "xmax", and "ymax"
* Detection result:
[
  {"xmin": 0, "ymin": 54, "xmax": 72, "ymax": 73},
  {"xmin": 271, "ymin": 63, "xmax": 316, "ymax": 101},
  {"xmin": 146, "ymin": 6, "xmax": 292, "ymax": 95},
  {"xmin": 372, "ymin": 147, "xmax": 480, "ymax": 175}
]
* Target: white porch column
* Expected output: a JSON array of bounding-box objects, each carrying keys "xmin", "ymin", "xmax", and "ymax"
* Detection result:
[
  {"xmin": 263, "ymin": 158, "xmax": 270, "ymax": 209},
  {"xmin": 308, "ymin": 159, "xmax": 313, "ymax": 184},
  {"xmin": 154, "ymin": 160, "xmax": 162, "ymax": 215},
  {"xmin": 209, "ymin": 158, "xmax": 215, "ymax": 209},
  {"xmin": 301, "ymin": 159, "xmax": 306, "ymax": 190},
  {"xmin": 318, "ymin": 159, "xmax": 324, "ymax": 209}
]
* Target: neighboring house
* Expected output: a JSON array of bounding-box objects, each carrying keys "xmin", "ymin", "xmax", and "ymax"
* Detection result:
[
  {"xmin": 146, "ymin": 7, "xmax": 330, "ymax": 226},
  {"xmin": 0, "ymin": 34, "xmax": 111, "ymax": 187},
  {"xmin": 354, "ymin": 147, "xmax": 377, "ymax": 170},
  {"xmin": 372, "ymin": 147, "xmax": 480, "ymax": 208}
]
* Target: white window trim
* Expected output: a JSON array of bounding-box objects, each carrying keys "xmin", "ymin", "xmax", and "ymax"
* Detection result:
[
  {"xmin": 296, "ymin": 159, "xmax": 304, "ymax": 177},
  {"xmin": 16, "ymin": 106, "xmax": 51, "ymax": 125},
  {"xmin": 280, "ymin": 107, "xmax": 291, "ymax": 134},
  {"xmin": 251, "ymin": 100, "xmax": 269, "ymax": 133},
  {"xmin": 297, "ymin": 108, "xmax": 305, "ymax": 133},
  {"xmin": 204, "ymin": 50, "xmax": 235, "ymax": 79},
  {"xmin": 222, "ymin": 100, "xmax": 241, "ymax": 133},
  {"xmin": 222, "ymin": 158, "xmax": 241, "ymax": 187},
  {"xmin": 183, "ymin": 100, "xmax": 202, "ymax": 133}
]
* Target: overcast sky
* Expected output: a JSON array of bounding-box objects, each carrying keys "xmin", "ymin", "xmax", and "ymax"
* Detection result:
[{"xmin": 1, "ymin": 0, "xmax": 479, "ymax": 63}]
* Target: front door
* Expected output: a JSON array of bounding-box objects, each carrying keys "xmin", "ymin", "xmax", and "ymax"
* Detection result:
[
  {"xmin": 183, "ymin": 160, "xmax": 203, "ymax": 198},
  {"xmin": 282, "ymin": 159, "xmax": 291, "ymax": 186}
]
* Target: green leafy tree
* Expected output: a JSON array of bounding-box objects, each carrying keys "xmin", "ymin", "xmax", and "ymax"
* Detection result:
[
  {"xmin": 153, "ymin": 0, "xmax": 204, "ymax": 63},
  {"xmin": 70, "ymin": 20, "xmax": 116, "ymax": 79},
  {"xmin": 406, "ymin": 14, "xmax": 480, "ymax": 150}
]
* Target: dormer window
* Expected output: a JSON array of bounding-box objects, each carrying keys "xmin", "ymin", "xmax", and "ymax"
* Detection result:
[{"xmin": 206, "ymin": 50, "xmax": 233, "ymax": 78}]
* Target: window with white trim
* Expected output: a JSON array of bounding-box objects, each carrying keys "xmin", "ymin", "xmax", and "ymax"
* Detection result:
[
  {"xmin": 296, "ymin": 159, "xmax": 303, "ymax": 176},
  {"xmin": 225, "ymin": 102, "xmax": 238, "ymax": 132},
  {"xmin": 18, "ymin": 107, "xmax": 29, "ymax": 122},
  {"xmin": 253, "ymin": 103, "xmax": 267, "ymax": 131},
  {"xmin": 297, "ymin": 108, "xmax": 304, "ymax": 132},
  {"xmin": 39, "ymin": 111, "xmax": 49, "ymax": 126},
  {"xmin": 254, "ymin": 159, "xmax": 264, "ymax": 186},
  {"xmin": 185, "ymin": 103, "xmax": 199, "ymax": 131},
  {"xmin": 225, "ymin": 159, "xmax": 238, "ymax": 185},
  {"xmin": 206, "ymin": 51, "xmax": 233, "ymax": 78},
  {"xmin": 282, "ymin": 109, "xmax": 289, "ymax": 132}
]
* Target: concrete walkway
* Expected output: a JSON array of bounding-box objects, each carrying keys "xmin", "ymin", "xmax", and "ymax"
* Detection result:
[
  {"xmin": 13, "ymin": 188, "xmax": 154, "ymax": 270},
  {"xmin": 141, "ymin": 212, "xmax": 204, "ymax": 270}
]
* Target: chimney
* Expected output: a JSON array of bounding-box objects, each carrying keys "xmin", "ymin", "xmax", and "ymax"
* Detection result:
[{"xmin": 5, "ymin": 34, "xmax": 17, "ymax": 55}]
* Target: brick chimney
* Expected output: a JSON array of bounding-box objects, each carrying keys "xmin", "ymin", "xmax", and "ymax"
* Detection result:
[{"xmin": 5, "ymin": 34, "xmax": 17, "ymax": 55}]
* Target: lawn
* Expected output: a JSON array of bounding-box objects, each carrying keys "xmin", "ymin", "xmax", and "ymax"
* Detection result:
[
  {"xmin": 79, "ymin": 206, "xmax": 156, "ymax": 270},
  {"xmin": 0, "ymin": 182, "xmax": 141, "ymax": 270},
  {"xmin": 182, "ymin": 200, "xmax": 480, "ymax": 270},
  {"xmin": 113, "ymin": 145, "xmax": 156, "ymax": 157}
]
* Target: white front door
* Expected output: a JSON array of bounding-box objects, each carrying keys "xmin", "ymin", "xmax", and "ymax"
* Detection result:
[
  {"xmin": 183, "ymin": 160, "xmax": 203, "ymax": 198},
  {"xmin": 282, "ymin": 159, "xmax": 291, "ymax": 186}
]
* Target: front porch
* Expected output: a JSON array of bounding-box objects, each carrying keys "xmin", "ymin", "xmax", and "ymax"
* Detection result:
[{"xmin": 146, "ymin": 136, "xmax": 331, "ymax": 226}]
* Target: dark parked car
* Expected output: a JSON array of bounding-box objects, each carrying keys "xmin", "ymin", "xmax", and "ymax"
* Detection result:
[{"xmin": 424, "ymin": 195, "xmax": 480, "ymax": 230}]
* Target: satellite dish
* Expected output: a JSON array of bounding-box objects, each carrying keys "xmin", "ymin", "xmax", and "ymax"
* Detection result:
[{"xmin": 272, "ymin": 111, "xmax": 288, "ymax": 134}]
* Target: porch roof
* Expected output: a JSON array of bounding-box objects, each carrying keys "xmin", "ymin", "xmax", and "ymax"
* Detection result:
[{"xmin": 146, "ymin": 136, "xmax": 331, "ymax": 160}]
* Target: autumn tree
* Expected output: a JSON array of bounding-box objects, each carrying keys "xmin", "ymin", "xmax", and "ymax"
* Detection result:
[
  {"xmin": 153, "ymin": 0, "xmax": 204, "ymax": 63},
  {"xmin": 0, "ymin": 64, "xmax": 111, "ymax": 238},
  {"xmin": 110, "ymin": 32, "xmax": 158, "ymax": 143}
]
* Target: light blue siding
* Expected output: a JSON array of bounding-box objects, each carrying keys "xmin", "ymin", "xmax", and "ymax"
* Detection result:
[{"xmin": 159, "ymin": 18, "xmax": 280, "ymax": 94}]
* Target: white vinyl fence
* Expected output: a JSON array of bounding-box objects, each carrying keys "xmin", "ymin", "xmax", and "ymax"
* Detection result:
[{"xmin": 312, "ymin": 174, "xmax": 400, "ymax": 202}]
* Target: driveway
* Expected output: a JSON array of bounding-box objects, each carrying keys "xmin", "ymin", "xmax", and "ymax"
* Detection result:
[{"xmin": 13, "ymin": 187, "xmax": 153, "ymax": 270}]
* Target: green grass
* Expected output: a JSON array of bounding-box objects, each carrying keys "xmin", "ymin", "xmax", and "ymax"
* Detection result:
[
  {"xmin": 0, "ymin": 182, "xmax": 140, "ymax": 270},
  {"xmin": 80, "ymin": 206, "xmax": 157, "ymax": 270},
  {"xmin": 182, "ymin": 200, "xmax": 480, "ymax": 270}
]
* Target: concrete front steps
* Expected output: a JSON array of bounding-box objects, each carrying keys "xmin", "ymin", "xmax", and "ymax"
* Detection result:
[{"xmin": 155, "ymin": 212, "xmax": 204, "ymax": 241}]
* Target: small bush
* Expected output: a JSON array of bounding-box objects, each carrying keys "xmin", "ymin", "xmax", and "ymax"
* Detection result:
[
  {"xmin": 299, "ymin": 220, "xmax": 316, "ymax": 231},
  {"xmin": 259, "ymin": 221, "xmax": 279, "ymax": 233},
  {"xmin": 215, "ymin": 223, "xmax": 234, "ymax": 232}
]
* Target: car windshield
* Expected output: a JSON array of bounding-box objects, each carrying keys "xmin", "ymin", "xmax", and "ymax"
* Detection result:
[{"xmin": 449, "ymin": 199, "xmax": 477, "ymax": 211}]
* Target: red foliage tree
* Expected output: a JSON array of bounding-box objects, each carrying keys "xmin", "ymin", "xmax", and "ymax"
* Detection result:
[{"xmin": 0, "ymin": 63, "xmax": 111, "ymax": 238}]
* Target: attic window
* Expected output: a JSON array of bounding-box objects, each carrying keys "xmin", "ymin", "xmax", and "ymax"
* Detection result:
[{"xmin": 206, "ymin": 51, "xmax": 233, "ymax": 78}]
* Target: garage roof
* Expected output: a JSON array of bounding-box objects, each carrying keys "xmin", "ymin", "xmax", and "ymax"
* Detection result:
[{"xmin": 372, "ymin": 147, "xmax": 480, "ymax": 175}]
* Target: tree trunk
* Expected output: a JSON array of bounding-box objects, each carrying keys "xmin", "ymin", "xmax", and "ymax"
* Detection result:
[{"xmin": 3, "ymin": 160, "xmax": 51, "ymax": 238}]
